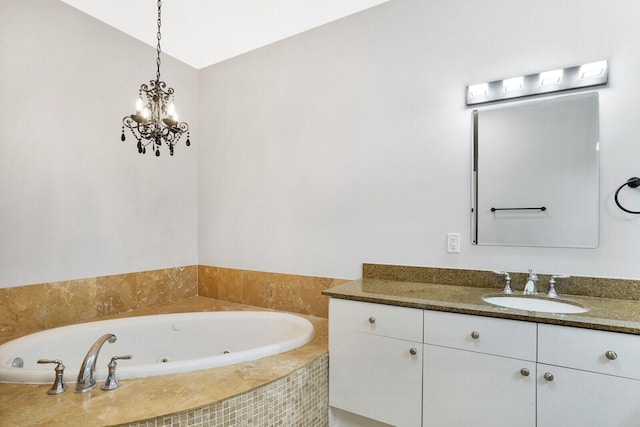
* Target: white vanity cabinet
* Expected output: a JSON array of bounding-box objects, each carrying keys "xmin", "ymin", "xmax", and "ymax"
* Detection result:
[
  {"xmin": 537, "ymin": 324, "xmax": 640, "ymax": 427},
  {"xmin": 422, "ymin": 310, "xmax": 537, "ymax": 427},
  {"xmin": 329, "ymin": 298, "xmax": 424, "ymax": 426},
  {"xmin": 328, "ymin": 297, "xmax": 640, "ymax": 427}
]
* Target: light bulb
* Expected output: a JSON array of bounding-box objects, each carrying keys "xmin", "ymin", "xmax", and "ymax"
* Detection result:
[
  {"xmin": 539, "ymin": 69, "xmax": 563, "ymax": 86},
  {"xmin": 579, "ymin": 60, "xmax": 607, "ymax": 79},
  {"xmin": 136, "ymin": 97, "xmax": 144, "ymax": 112},
  {"xmin": 468, "ymin": 83, "xmax": 489, "ymax": 98},
  {"xmin": 503, "ymin": 76, "xmax": 523, "ymax": 93},
  {"xmin": 142, "ymin": 107, "xmax": 151, "ymax": 120},
  {"xmin": 167, "ymin": 102, "xmax": 177, "ymax": 117}
]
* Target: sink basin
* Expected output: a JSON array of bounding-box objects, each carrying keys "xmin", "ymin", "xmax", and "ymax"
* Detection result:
[{"xmin": 482, "ymin": 295, "xmax": 589, "ymax": 314}]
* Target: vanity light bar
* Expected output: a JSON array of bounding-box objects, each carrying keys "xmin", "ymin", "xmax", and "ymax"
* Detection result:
[{"xmin": 466, "ymin": 60, "xmax": 608, "ymax": 106}]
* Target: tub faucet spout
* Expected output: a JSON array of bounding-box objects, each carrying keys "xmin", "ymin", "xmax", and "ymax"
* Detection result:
[{"xmin": 74, "ymin": 333, "xmax": 116, "ymax": 393}]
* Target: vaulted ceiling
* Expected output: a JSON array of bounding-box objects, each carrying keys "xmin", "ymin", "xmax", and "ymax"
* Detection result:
[{"xmin": 61, "ymin": 0, "xmax": 390, "ymax": 69}]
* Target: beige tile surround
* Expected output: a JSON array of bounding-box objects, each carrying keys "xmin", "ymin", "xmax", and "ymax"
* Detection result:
[
  {"xmin": 0, "ymin": 297, "xmax": 329, "ymax": 426},
  {"xmin": 3, "ymin": 262, "xmax": 640, "ymax": 425},
  {"xmin": 0, "ymin": 264, "xmax": 338, "ymax": 426},
  {"xmin": 198, "ymin": 266, "xmax": 349, "ymax": 318},
  {"xmin": 0, "ymin": 265, "xmax": 348, "ymax": 342},
  {"xmin": 5, "ymin": 262, "xmax": 638, "ymax": 344},
  {"xmin": 0, "ymin": 266, "xmax": 197, "ymax": 343},
  {"xmin": 125, "ymin": 352, "xmax": 329, "ymax": 427}
]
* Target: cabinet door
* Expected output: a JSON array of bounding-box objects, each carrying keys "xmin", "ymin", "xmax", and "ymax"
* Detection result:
[
  {"xmin": 423, "ymin": 344, "xmax": 535, "ymax": 427},
  {"xmin": 329, "ymin": 327, "xmax": 422, "ymax": 427},
  {"xmin": 537, "ymin": 364, "xmax": 640, "ymax": 427}
]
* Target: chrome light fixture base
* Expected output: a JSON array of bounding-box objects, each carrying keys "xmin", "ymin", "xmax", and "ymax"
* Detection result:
[{"xmin": 466, "ymin": 60, "xmax": 608, "ymax": 106}]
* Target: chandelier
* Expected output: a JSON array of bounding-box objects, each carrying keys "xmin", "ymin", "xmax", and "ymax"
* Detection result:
[{"xmin": 121, "ymin": 0, "xmax": 190, "ymax": 156}]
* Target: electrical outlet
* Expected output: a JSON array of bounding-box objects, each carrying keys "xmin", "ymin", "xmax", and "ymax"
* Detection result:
[{"xmin": 447, "ymin": 233, "xmax": 460, "ymax": 253}]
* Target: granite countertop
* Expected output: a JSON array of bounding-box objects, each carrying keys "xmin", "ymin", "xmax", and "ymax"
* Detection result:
[
  {"xmin": 0, "ymin": 297, "xmax": 328, "ymax": 426},
  {"xmin": 322, "ymin": 278, "xmax": 640, "ymax": 335}
]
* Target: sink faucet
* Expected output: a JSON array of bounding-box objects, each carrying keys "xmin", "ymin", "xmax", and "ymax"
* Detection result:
[
  {"xmin": 523, "ymin": 269, "xmax": 538, "ymax": 295},
  {"xmin": 74, "ymin": 333, "xmax": 117, "ymax": 393},
  {"xmin": 493, "ymin": 271, "xmax": 513, "ymax": 294},
  {"xmin": 547, "ymin": 274, "xmax": 571, "ymax": 298}
]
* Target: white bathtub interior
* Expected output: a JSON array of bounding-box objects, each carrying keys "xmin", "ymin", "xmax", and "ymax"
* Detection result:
[{"xmin": 0, "ymin": 311, "xmax": 315, "ymax": 384}]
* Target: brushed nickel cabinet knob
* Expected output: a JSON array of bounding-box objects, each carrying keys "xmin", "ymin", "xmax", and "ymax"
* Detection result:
[
  {"xmin": 520, "ymin": 368, "xmax": 530, "ymax": 377},
  {"xmin": 409, "ymin": 348, "xmax": 417, "ymax": 356},
  {"xmin": 544, "ymin": 372, "xmax": 554, "ymax": 382},
  {"xmin": 368, "ymin": 316, "xmax": 376, "ymax": 324},
  {"xmin": 605, "ymin": 350, "xmax": 617, "ymax": 360},
  {"xmin": 471, "ymin": 331, "xmax": 480, "ymax": 339}
]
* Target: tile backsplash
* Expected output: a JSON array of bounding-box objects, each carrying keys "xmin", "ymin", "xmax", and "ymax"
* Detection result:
[
  {"xmin": 0, "ymin": 266, "xmax": 197, "ymax": 341},
  {"xmin": 198, "ymin": 265, "xmax": 349, "ymax": 318},
  {"xmin": 7, "ymin": 264, "xmax": 640, "ymax": 342},
  {"xmin": 363, "ymin": 263, "xmax": 640, "ymax": 300},
  {"xmin": 5, "ymin": 262, "xmax": 640, "ymax": 343},
  {"xmin": 0, "ymin": 265, "xmax": 347, "ymax": 342}
]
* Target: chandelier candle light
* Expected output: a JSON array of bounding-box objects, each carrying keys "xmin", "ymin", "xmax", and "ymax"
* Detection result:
[{"xmin": 121, "ymin": 0, "xmax": 190, "ymax": 156}]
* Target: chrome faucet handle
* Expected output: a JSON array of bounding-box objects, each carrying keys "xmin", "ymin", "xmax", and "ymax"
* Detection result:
[
  {"xmin": 493, "ymin": 271, "xmax": 513, "ymax": 294},
  {"xmin": 37, "ymin": 359, "xmax": 69, "ymax": 395},
  {"xmin": 547, "ymin": 275, "xmax": 571, "ymax": 298},
  {"xmin": 101, "ymin": 355, "xmax": 133, "ymax": 391}
]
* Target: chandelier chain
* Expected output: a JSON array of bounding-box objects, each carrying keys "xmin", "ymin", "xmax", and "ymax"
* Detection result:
[{"xmin": 156, "ymin": 0, "xmax": 162, "ymax": 81}]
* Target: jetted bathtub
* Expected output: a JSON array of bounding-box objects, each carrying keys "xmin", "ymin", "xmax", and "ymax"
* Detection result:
[{"xmin": 0, "ymin": 311, "xmax": 315, "ymax": 384}]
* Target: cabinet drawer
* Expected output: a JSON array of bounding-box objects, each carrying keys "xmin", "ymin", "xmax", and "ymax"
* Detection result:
[
  {"xmin": 424, "ymin": 310, "xmax": 537, "ymax": 360},
  {"xmin": 329, "ymin": 298, "xmax": 423, "ymax": 342},
  {"xmin": 538, "ymin": 324, "xmax": 640, "ymax": 380}
]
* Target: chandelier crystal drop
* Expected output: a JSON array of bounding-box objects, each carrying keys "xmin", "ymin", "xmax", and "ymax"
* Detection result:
[{"xmin": 121, "ymin": 0, "xmax": 190, "ymax": 157}]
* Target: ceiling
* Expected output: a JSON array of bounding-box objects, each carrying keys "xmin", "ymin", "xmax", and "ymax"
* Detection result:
[{"xmin": 61, "ymin": 0, "xmax": 390, "ymax": 70}]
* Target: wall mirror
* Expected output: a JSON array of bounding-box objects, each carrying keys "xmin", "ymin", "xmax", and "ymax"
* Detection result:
[{"xmin": 471, "ymin": 92, "xmax": 600, "ymax": 248}]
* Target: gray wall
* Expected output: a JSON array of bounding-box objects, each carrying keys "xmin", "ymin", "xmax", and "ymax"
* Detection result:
[
  {"xmin": 0, "ymin": 0, "xmax": 199, "ymax": 288},
  {"xmin": 198, "ymin": 0, "xmax": 640, "ymax": 280}
]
